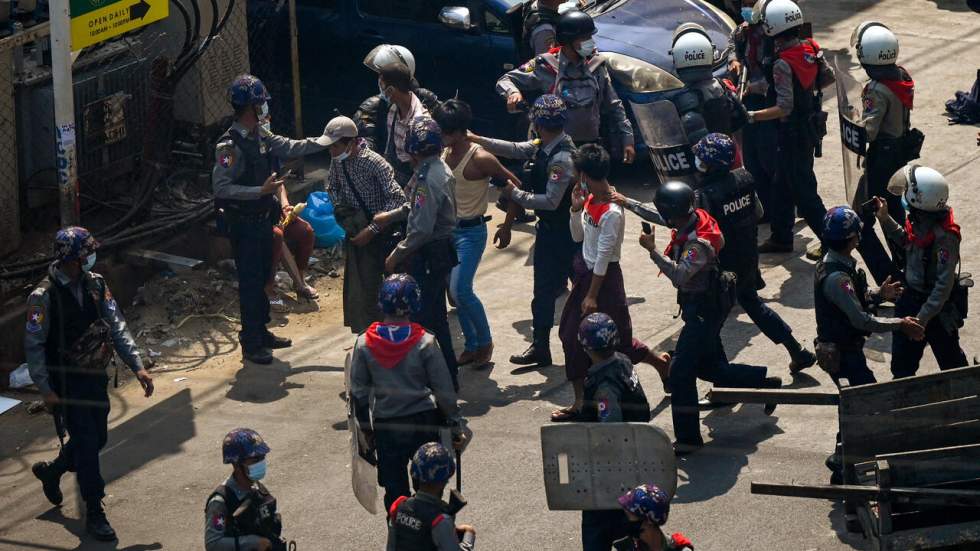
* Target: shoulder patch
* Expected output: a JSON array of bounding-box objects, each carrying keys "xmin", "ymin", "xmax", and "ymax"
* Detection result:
[
  {"xmin": 685, "ymin": 247, "xmax": 698, "ymax": 262},
  {"xmin": 938, "ymin": 248, "xmax": 950, "ymax": 265},
  {"xmin": 597, "ymin": 398, "xmax": 609, "ymax": 420},
  {"xmin": 211, "ymin": 513, "xmax": 226, "ymax": 531},
  {"xmin": 520, "ymin": 59, "xmax": 536, "ymax": 73},
  {"xmin": 413, "ymin": 184, "xmax": 427, "ymax": 209},
  {"xmin": 216, "ymin": 144, "xmax": 236, "ymax": 169},
  {"xmin": 840, "ymin": 277, "xmax": 855, "ymax": 295},
  {"xmin": 548, "ymin": 164, "xmax": 564, "ymax": 181},
  {"xmin": 104, "ymin": 287, "xmax": 118, "ymax": 313},
  {"xmin": 26, "ymin": 305, "xmax": 44, "ymax": 333}
]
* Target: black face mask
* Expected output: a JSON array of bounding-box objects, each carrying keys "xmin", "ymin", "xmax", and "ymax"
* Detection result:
[{"xmin": 626, "ymin": 519, "xmax": 646, "ymax": 539}]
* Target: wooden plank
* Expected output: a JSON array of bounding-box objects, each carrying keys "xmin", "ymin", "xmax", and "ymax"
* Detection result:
[
  {"xmin": 0, "ymin": 22, "xmax": 50, "ymax": 54},
  {"xmin": 840, "ymin": 365, "xmax": 980, "ymax": 416},
  {"xmin": 885, "ymin": 519, "xmax": 980, "ymax": 550},
  {"xmin": 706, "ymin": 388, "xmax": 839, "ymax": 406},
  {"xmin": 842, "ymin": 395, "xmax": 980, "ymax": 443},
  {"xmin": 842, "ymin": 419, "xmax": 980, "ymax": 467},
  {"xmin": 125, "ymin": 249, "xmax": 204, "ymax": 271},
  {"xmin": 877, "ymin": 444, "xmax": 980, "ymax": 488}
]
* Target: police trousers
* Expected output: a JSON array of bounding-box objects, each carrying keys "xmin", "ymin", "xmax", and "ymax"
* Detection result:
[
  {"xmin": 742, "ymin": 95, "xmax": 778, "ymax": 218},
  {"xmin": 532, "ymin": 219, "xmax": 578, "ymax": 347},
  {"xmin": 769, "ymin": 124, "xmax": 827, "ymax": 245},
  {"xmin": 857, "ymin": 141, "xmax": 906, "ymax": 285},
  {"xmin": 374, "ymin": 409, "xmax": 442, "ymax": 513},
  {"xmin": 51, "ymin": 373, "xmax": 110, "ymax": 503},
  {"xmin": 829, "ymin": 344, "xmax": 877, "ymax": 388},
  {"xmin": 410, "ymin": 239, "xmax": 459, "ymax": 388},
  {"xmin": 671, "ymin": 300, "xmax": 767, "ymax": 445},
  {"xmin": 581, "ymin": 509, "xmax": 627, "ymax": 551},
  {"xmin": 724, "ymin": 228, "xmax": 794, "ymax": 346},
  {"xmin": 228, "ymin": 212, "xmax": 274, "ymax": 351},
  {"xmin": 891, "ymin": 291, "xmax": 968, "ymax": 379}
]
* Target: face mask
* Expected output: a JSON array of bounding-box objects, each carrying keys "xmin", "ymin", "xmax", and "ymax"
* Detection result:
[
  {"xmin": 247, "ymin": 459, "xmax": 267, "ymax": 481},
  {"xmin": 625, "ymin": 519, "xmax": 646, "ymax": 539},
  {"xmin": 333, "ymin": 142, "xmax": 353, "ymax": 163},
  {"xmin": 82, "ymin": 253, "xmax": 96, "ymax": 272},
  {"xmin": 379, "ymin": 80, "xmax": 390, "ymax": 102},
  {"xmin": 694, "ymin": 156, "xmax": 708, "ymax": 173},
  {"xmin": 577, "ymin": 38, "xmax": 596, "ymax": 58},
  {"xmin": 741, "ymin": 7, "xmax": 755, "ymax": 23},
  {"xmin": 257, "ymin": 102, "xmax": 271, "ymax": 134}
]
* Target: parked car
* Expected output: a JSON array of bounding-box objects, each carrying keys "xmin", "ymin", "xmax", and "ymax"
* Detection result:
[{"xmin": 251, "ymin": 0, "xmax": 735, "ymax": 144}]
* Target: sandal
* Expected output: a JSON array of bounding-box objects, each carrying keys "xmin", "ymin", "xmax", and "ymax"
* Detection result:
[
  {"xmin": 295, "ymin": 284, "xmax": 319, "ymax": 300},
  {"xmin": 550, "ymin": 406, "xmax": 582, "ymax": 423}
]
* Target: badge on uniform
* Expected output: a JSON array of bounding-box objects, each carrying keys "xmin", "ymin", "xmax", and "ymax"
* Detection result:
[
  {"xmin": 685, "ymin": 248, "xmax": 698, "ymax": 262},
  {"xmin": 26, "ymin": 306, "xmax": 44, "ymax": 333},
  {"xmin": 549, "ymin": 165, "xmax": 564, "ymax": 182},
  {"xmin": 840, "ymin": 279, "xmax": 854, "ymax": 295},
  {"xmin": 217, "ymin": 147, "xmax": 235, "ymax": 169},
  {"xmin": 939, "ymin": 248, "xmax": 950, "ymax": 265},
  {"xmin": 521, "ymin": 59, "xmax": 536, "ymax": 73},
  {"xmin": 211, "ymin": 514, "xmax": 225, "ymax": 530},
  {"xmin": 414, "ymin": 186, "xmax": 427, "ymax": 209},
  {"xmin": 598, "ymin": 398, "xmax": 609, "ymax": 420},
  {"xmin": 862, "ymin": 95, "xmax": 874, "ymax": 113},
  {"xmin": 105, "ymin": 289, "xmax": 117, "ymax": 313}
]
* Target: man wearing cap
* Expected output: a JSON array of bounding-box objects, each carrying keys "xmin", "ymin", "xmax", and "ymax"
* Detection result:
[
  {"xmin": 27, "ymin": 227, "xmax": 154, "ymax": 541},
  {"xmin": 371, "ymin": 117, "xmax": 460, "ymax": 387},
  {"xmin": 323, "ymin": 116, "xmax": 407, "ymax": 334},
  {"xmin": 212, "ymin": 74, "xmax": 327, "ymax": 365}
]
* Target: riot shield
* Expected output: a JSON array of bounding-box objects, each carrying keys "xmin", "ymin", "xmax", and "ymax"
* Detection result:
[
  {"xmin": 630, "ymin": 100, "xmax": 696, "ymax": 186},
  {"xmin": 345, "ymin": 352, "xmax": 379, "ymax": 514},
  {"xmin": 541, "ymin": 423, "xmax": 677, "ymax": 511},
  {"xmin": 831, "ymin": 55, "xmax": 869, "ymax": 208}
]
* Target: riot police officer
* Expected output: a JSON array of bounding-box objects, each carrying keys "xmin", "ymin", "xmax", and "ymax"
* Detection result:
[
  {"xmin": 692, "ymin": 134, "xmax": 816, "ymax": 371},
  {"xmin": 205, "ymin": 428, "xmax": 289, "ymax": 551},
  {"xmin": 497, "ymin": 9, "xmax": 635, "ymax": 163},
  {"xmin": 27, "ymin": 227, "xmax": 154, "ymax": 541},
  {"xmin": 638, "ymin": 181, "xmax": 779, "ymax": 455},
  {"xmin": 874, "ymin": 166, "xmax": 968, "ymax": 378},
  {"xmin": 668, "ymin": 23, "xmax": 748, "ymax": 145},
  {"xmin": 386, "ymin": 442, "xmax": 476, "ymax": 551},
  {"xmin": 748, "ymin": 0, "xmax": 833, "ymax": 254},
  {"xmin": 371, "ymin": 117, "xmax": 460, "ymax": 386},
  {"xmin": 853, "ymin": 22, "xmax": 919, "ymax": 284},
  {"xmin": 615, "ymin": 484, "xmax": 693, "ymax": 551},
  {"xmin": 469, "ymin": 95, "xmax": 577, "ymax": 367},
  {"xmin": 511, "ymin": 0, "xmax": 564, "ymax": 59},
  {"xmin": 212, "ymin": 74, "xmax": 326, "ymax": 364}
]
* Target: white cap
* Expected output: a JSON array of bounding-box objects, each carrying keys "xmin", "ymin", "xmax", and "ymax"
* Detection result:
[{"xmin": 315, "ymin": 116, "xmax": 358, "ymax": 147}]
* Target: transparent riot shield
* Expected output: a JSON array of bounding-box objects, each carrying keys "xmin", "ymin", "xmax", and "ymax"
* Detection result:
[
  {"xmin": 630, "ymin": 100, "xmax": 696, "ymax": 186},
  {"xmin": 345, "ymin": 352, "xmax": 379, "ymax": 514},
  {"xmin": 541, "ymin": 423, "xmax": 677, "ymax": 511},
  {"xmin": 831, "ymin": 55, "xmax": 869, "ymax": 208}
]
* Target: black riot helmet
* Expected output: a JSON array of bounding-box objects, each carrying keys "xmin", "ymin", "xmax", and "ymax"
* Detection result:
[
  {"xmin": 654, "ymin": 181, "xmax": 696, "ymax": 221},
  {"xmin": 556, "ymin": 10, "xmax": 597, "ymax": 46}
]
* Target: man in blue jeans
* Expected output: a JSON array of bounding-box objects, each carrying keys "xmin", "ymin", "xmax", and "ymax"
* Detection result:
[{"xmin": 434, "ymin": 99, "xmax": 521, "ymax": 369}]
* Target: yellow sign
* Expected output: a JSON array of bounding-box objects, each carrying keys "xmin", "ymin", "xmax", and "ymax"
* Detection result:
[{"xmin": 70, "ymin": 0, "xmax": 167, "ymax": 50}]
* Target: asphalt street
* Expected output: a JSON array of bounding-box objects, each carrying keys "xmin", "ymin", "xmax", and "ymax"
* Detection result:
[{"xmin": 2, "ymin": 1, "xmax": 980, "ymax": 550}]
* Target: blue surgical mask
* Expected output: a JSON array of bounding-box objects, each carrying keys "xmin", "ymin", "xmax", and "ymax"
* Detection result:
[
  {"xmin": 82, "ymin": 253, "xmax": 97, "ymax": 272},
  {"xmin": 247, "ymin": 459, "xmax": 267, "ymax": 481},
  {"xmin": 741, "ymin": 7, "xmax": 754, "ymax": 23},
  {"xmin": 577, "ymin": 38, "xmax": 596, "ymax": 58}
]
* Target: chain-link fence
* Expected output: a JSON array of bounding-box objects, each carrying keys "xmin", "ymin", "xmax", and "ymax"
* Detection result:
[{"xmin": 0, "ymin": 0, "xmax": 304, "ymax": 286}]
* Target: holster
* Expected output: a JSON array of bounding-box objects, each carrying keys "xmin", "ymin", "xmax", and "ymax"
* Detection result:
[
  {"xmin": 808, "ymin": 108, "xmax": 829, "ymax": 158},
  {"xmin": 813, "ymin": 339, "xmax": 841, "ymax": 376},
  {"xmin": 902, "ymin": 128, "xmax": 925, "ymax": 161},
  {"xmin": 417, "ymin": 238, "xmax": 458, "ymax": 275}
]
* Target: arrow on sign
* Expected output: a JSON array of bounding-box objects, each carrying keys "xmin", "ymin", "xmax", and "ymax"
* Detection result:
[{"xmin": 129, "ymin": 0, "xmax": 151, "ymax": 20}]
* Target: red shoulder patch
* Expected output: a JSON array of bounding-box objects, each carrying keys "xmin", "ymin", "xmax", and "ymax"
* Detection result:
[{"xmin": 389, "ymin": 495, "xmax": 409, "ymax": 520}]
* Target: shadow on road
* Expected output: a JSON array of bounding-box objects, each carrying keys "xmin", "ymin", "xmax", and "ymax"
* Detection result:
[{"xmin": 225, "ymin": 357, "xmax": 343, "ymax": 404}]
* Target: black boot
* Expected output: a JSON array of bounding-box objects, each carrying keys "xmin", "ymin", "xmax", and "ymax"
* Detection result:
[
  {"xmin": 763, "ymin": 376, "xmax": 783, "ymax": 415},
  {"xmin": 789, "ymin": 348, "xmax": 817, "ymax": 373},
  {"xmin": 85, "ymin": 500, "xmax": 117, "ymax": 542},
  {"xmin": 32, "ymin": 461, "xmax": 64, "ymax": 506},
  {"xmin": 509, "ymin": 343, "xmax": 552, "ymax": 367},
  {"xmin": 262, "ymin": 332, "xmax": 292, "ymax": 349},
  {"xmin": 243, "ymin": 347, "xmax": 274, "ymax": 364}
]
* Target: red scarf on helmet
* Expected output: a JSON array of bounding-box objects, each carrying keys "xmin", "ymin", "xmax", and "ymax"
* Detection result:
[
  {"xmin": 363, "ymin": 322, "xmax": 426, "ymax": 369},
  {"xmin": 879, "ymin": 71, "xmax": 915, "ymax": 110},
  {"xmin": 664, "ymin": 208, "xmax": 724, "ymax": 259},
  {"xmin": 904, "ymin": 208, "xmax": 960, "ymax": 249},
  {"xmin": 778, "ymin": 39, "xmax": 821, "ymax": 90}
]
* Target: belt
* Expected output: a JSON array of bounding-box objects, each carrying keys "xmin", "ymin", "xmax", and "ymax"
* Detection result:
[{"xmin": 457, "ymin": 215, "xmax": 491, "ymax": 228}]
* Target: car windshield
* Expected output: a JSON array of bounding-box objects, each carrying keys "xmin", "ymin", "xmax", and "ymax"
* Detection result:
[{"xmin": 592, "ymin": 0, "xmax": 626, "ymax": 15}]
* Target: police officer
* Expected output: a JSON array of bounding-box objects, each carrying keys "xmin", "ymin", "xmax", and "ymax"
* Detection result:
[
  {"xmin": 615, "ymin": 485, "xmax": 693, "ymax": 551},
  {"xmin": 814, "ymin": 206, "xmax": 924, "ymax": 387},
  {"xmin": 350, "ymin": 274, "xmax": 467, "ymax": 512},
  {"xmin": 371, "ymin": 117, "xmax": 460, "ymax": 386},
  {"xmin": 497, "ymin": 9, "xmax": 636, "ymax": 163},
  {"xmin": 638, "ymin": 181, "xmax": 779, "ymax": 455},
  {"xmin": 748, "ymin": 0, "xmax": 833, "ymax": 254},
  {"xmin": 355, "ymin": 44, "xmax": 440, "ymax": 154},
  {"xmin": 729, "ymin": 0, "xmax": 779, "ymax": 216},
  {"xmin": 27, "ymin": 227, "xmax": 154, "ymax": 541},
  {"xmin": 205, "ymin": 428, "xmax": 288, "ymax": 551},
  {"xmin": 874, "ymin": 166, "xmax": 968, "ymax": 378},
  {"xmin": 512, "ymin": 0, "xmax": 563, "ymax": 59},
  {"xmin": 692, "ymin": 134, "xmax": 816, "ymax": 371},
  {"xmin": 469, "ymin": 95, "xmax": 577, "ymax": 367},
  {"xmin": 668, "ymin": 23, "xmax": 748, "ymax": 145},
  {"xmin": 386, "ymin": 442, "xmax": 476, "ymax": 551},
  {"xmin": 853, "ymin": 22, "xmax": 917, "ymax": 284},
  {"xmin": 212, "ymin": 74, "xmax": 326, "ymax": 364}
]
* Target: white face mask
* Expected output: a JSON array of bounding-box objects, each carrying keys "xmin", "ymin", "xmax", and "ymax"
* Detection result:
[
  {"xmin": 82, "ymin": 253, "xmax": 97, "ymax": 272},
  {"xmin": 577, "ymin": 38, "xmax": 596, "ymax": 58},
  {"xmin": 378, "ymin": 79, "xmax": 390, "ymax": 102},
  {"xmin": 257, "ymin": 102, "xmax": 271, "ymax": 134},
  {"xmin": 333, "ymin": 141, "xmax": 353, "ymax": 162}
]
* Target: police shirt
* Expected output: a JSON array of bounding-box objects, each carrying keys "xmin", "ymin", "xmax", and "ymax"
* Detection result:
[
  {"xmin": 583, "ymin": 352, "xmax": 641, "ymax": 423},
  {"xmin": 211, "ymin": 122, "xmax": 325, "ymax": 201},
  {"xmin": 729, "ymin": 22, "xmax": 771, "ymax": 97},
  {"xmin": 819, "ymin": 249, "xmax": 903, "ymax": 334},
  {"xmin": 525, "ymin": 0, "xmax": 558, "ymax": 56},
  {"xmin": 25, "ymin": 263, "xmax": 143, "ymax": 396},
  {"xmin": 386, "ymin": 156, "xmax": 458, "ymax": 266},
  {"xmin": 861, "ymin": 81, "xmax": 907, "ymax": 142},
  {"xmin": 204, "ymin": 477, "xmax": 266, "ymax": 551},
  {"xmin": 496, "ymin": 53, "xmax": 634, "ymax": 147},
  {"xmin": 880, "ymin": 215, "xmax": 961, "ymax": 325},
  {"xmin": 771, "ymin": 37, "xmax": 835, "ymax": 117},
  {"xmin": 649, "ymin": 214, "xmax": 723, "ymax": 294},
  {"xmin": 385, "ymin": 491, "xmax": 474, "ymax": 551},
  {"xmin": 479, "ymin": 134, "xmax": 575, "ymax": 212}
]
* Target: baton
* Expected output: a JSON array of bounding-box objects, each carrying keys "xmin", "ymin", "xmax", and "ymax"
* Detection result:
[
  {"xmin": 52, "ymin": 406, "xmax": 66, "ymax": 449},
  {"xmin": 456, "ymin": 449, "xmax": 462, "ymax": 493}
]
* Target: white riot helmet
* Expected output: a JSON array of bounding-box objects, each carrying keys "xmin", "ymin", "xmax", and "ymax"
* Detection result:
[
  {"xmin": 363, "ymin": 44, "xmax": 416, "ymax": 78},
  {"xmin": 851, "ymin": 22, "xmax": 899, "ymax": 66},
  {"xmin": 889, "ymin": 164, "xmax": 950, "ymax": 212},
  {"xmin": 760, "ymin": 0, "xmax": 804, "ymax": 37},
  {"xmin": 671, "ymin": 23, "xmax": 715, "ymax": 70}
]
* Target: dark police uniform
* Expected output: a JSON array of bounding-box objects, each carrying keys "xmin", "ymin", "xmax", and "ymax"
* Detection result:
[
  {"xmin": 204, "ymin": 477, "xmax": 283, "ymax": 551},
  {"xmin": 211, "ymin": 122, "xmax": 324, "ymax": 355},
  {"xmin": 648, "ymin": 212, "xmax": 768, "ymax": 446},
  {"xmin": 386, "ymin": 492, "xmax": 475, "ymax": 551},
  {"xmin": 354, "ymin": 86, "xmax": 440, "ymax": 155},
  {"xmin": 480, "ymin": 133, "xmax": 577, "ymax": 355},
  {"xmin": 667, "ymin": 76, "xmax": 747, "ymax": 146},
  {"xmin": 25, "ymin": 264, "xmax": 143, "ymax": 505},
  {"xmin": 698, "ymin": 168, "xmax": 800, "ymax": 352},
  {"xmin": 515, "ymin": 0, "xmax": 560, "ymax": 59}
]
